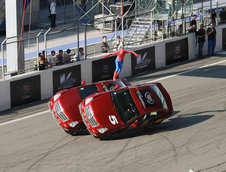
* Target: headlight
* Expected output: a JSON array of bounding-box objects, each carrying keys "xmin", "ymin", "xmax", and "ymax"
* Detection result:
[
  {"xmin": 53, "ymin": 93, "xmax": 61, "ymax": 102},
  {"xmin": 68, "ymin": 121, "xmax": 79, "ymax": 128},
  {"xmin": 85, "ymin": 97, "xmax": 93, "ymax": 105},
  {"xmin": 97, "ymin": 128, "xmax": 108, "ymax": 134}
]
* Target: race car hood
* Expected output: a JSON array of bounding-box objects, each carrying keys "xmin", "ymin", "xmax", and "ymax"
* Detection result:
[
  {"xmin": 55, "ymin": 88, "xmax": 82, "ymax": 121},
  {"xmin": 90, "ymin": 92, "xmax": 125, "ymax": 129}
]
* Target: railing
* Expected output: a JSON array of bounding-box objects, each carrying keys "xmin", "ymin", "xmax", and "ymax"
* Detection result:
[
  {"xmin": 1, "ymin": 31, "xmax": 42, "ymax": 79},
  {"xmin": 0, "ymin": 0, "xmax": 220, "ymax": 80}
]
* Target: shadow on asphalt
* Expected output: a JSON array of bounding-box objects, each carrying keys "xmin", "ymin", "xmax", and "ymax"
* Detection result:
[
  {"xmin": 102, "ymin": 110, "xmax": 226, "ymax": 140},
  {"xmin": 0, "ymin": 99, "xmax": 49, "ymax": 117}
]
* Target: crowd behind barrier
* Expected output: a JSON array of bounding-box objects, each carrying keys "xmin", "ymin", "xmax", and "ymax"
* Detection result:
[
  {"xmin": 32, "ymin": 12, "xmax": 216, "ymax": 73},
  {"xmin": 0, "ymin": 9, "xmax": 221, "ymax": 79}
]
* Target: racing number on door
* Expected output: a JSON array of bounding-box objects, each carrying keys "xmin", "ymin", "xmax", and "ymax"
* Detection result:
[{"xmin": 109, "ymin": 115, "xmax": 118, "ymax": 125}]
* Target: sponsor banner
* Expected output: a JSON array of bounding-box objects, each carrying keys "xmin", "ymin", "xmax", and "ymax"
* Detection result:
[
  {"xmin": 222, "ymin": 28, "xmax": 226, "ymax": 50},
  {"xmin": 92, "ymin": 55, "xmax": 117, "ymax": 82},
  {"xmin": 131, "ymin": 46, "xmax": 155, "ymax": 74},
  {"xmin": 10, "ymin": 75, "xmax": 41, "ymax": 107},
  {"xmin": 53, "ymin": 65, "xmax": 81, "ymax": 94},
  {"xmin": 166, "ymin": 38, "xmax": 188, "ymax": 65}
]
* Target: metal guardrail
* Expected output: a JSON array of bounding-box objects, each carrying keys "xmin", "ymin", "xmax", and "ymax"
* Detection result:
[{"xmin": 1, "ymin": 31, "xmax": 42, "ymax": 79}]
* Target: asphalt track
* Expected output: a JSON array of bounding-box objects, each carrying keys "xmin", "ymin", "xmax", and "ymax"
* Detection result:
[{"xmin": 1, "ymin": 55, "xmax": 226, "ymax": 172}]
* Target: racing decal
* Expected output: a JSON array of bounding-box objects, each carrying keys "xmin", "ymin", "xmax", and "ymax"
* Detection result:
[
  {"xmin": 145, "ymin": 92, "xmax": 155, "ymax": 105},
  {"xmin": 109, "ymin": 115, "xmax": 118, "ymax": 125},
  {"xmin": 136, "ymin": 89, "xmax": 155, "ymax": 108}
]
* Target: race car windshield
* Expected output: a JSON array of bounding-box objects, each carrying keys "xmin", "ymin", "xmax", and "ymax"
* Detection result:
[
  {"xmin": 110, "ymin": 90, "xmax": 139, "ymax": 124},
  {"xmin": 77, "ymin": 84, "xmax": 98, "ymax": 100}
]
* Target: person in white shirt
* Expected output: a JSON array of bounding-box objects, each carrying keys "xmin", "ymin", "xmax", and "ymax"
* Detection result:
[
  {"xmin": 48, "ymin": 50, "xmax": 56, "ymax": 66},
  {"xmin": 50, "ymin": 0, "xmax": 56, "ymax": 28},
  {"xmin": 74, "ymin": 47, "xmax": 85, "ymax": 61}
]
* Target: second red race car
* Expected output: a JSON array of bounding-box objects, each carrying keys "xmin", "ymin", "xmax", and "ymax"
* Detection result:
[
  {"xmin": 79, "ymin": 82, "xmax": 173, "ymax": 139},
  {"xmin": 48, "ymin": 79, "xmax": 129, "ymax": 135}
]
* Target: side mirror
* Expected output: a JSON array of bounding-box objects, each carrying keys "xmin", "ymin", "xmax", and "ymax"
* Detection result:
[
  {"xmin": 131, "ymin": 123, "xmax": 137, "ymax": 128},
  {"xmin": 81, "ymin": 80, "xmax": 86, "ymax": 85},
  {"xmin": 114, "ymin": 84, "xmax": 119, "ymax": 89}
]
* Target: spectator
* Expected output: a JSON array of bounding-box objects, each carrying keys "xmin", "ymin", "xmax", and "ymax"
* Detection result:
[
  {"xmin": 38, "ymin": 53, "xmax": 45, "ymax": 70},
  {"xmin": 112, "ymin": 36, "xmax": 123, "ymax": 51},
  {"xmin": 56, "ymin": 50, "xmax": 63, "ymax": 65},
  {"xmin": 188, "ymin": 25, "xmax": 197, "ymax": 33},
  {"xmin": 206, "ymin": 22, "xmax": 217, "ymax": 56},
  {"xmin": 48, "ymin": 50, "xmax": 56, "ymax": 66},
  {"xmin": 42, "ymin": 50, "xmax": 46, "ymax": 62},
  {"xmin": 50, "ymin": 0, "xmax": 56, "ymax": 28},
  {"xmin": 63, "ymin": 49, "xmax": 74, "ymax": 64},
  {"xmin": 74, "ymin": 47, "xmax": 85, "ymax": 61},
  {"xmin": 176, "ymin": 24, "xmax": 183, "ymax": 36},
  {"xmin": 101, "ymin": 36, "xmax": 109, "ymax": 53},
  {"xmin": 190, "ymin": 15, "xmax": 197, "ymax": 27},
  {"xmin": 196, "ymin": 24, "xmax": 206, "ymax": 58}
]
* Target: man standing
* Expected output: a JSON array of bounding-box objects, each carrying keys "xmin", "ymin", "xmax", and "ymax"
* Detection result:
[
  {"xmin": 50, "ymin": 0, "xmax": 56, "ymax": 28},
  {"xmin": 74, "ymin": 47, "xmax": 85, "ymax": 61},
  {"xmin": 101, "ymin": 36, "xmax": 110, "ymax": 53},
  {"xmin": 206, "ymin": 22, "xmax": 217, "ymax": 56},
  {"xmin": 196, "ymin": 24, "xmax": 206, "ymax": 58},
  {"xmin": 190, "ymin": 15, "xmax": 197, "ymax": 28},
  {"xmin": 176, "ymin": 24, "xmax": 183, "ymax": 36},
  {"xmin": 56, "ymin": 50, "xmax": 63, "ymax": 65}
]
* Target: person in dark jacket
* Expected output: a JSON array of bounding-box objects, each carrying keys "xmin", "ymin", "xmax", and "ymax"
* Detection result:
[
  {"xmin": 206, "ymin": 22, "xmax": 217, "ymax": 56},
  {"xmin": 196, "ymin": 24, "xmax": 206, "ymax": 58},
  {"xmin": 190, "ymin": 15, "xmax": 197, "ymax": 27},
  {"xmin": 101, "ymin": 36, "xmax": 109, "ymax": 53}
]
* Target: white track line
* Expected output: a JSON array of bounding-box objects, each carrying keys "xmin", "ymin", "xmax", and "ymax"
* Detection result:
[
  {"xmin": 0, "ymin": 110, "xmax": 50, "ymax": 127},
  {"xmin": 144, "ymin": 59, "xmax": 226, "ymax": 83},
  {"xmin": 1, "ymin": 58, "xmax": 226, "ymax": 126}
]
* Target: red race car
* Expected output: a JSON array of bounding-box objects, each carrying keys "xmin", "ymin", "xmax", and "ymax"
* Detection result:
[
  {"xmin": 79, "ymin": 83, "xmax": 173, "ymax": 139},
  {"xmin": 48, "ymin": 79, "xmax": 130, "ymax": 135}
]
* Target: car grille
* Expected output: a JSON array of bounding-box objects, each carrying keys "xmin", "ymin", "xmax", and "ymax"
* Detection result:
[
  {"xmin": 51, "ymin": 110, "xmax": 60, "ymax": 124},
  {"xmin": 84, "ymin": 106, "xmax": 99, "ymax": 127},
  {"xmin": 81, "ymin": 112, "xmax": 89, "ymax": 129},
  {"xmin": 53, "ymin": 101, "xmax": 69, "ymax": 122}
]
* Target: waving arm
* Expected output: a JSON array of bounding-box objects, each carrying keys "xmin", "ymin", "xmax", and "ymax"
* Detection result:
[
  {"xmin": 125, "ymin": 50, "xmax": 139, "ymax": 57},
  {"xmin": 104, "ymin": 51, "xmax": 118, "ymax": 58}
]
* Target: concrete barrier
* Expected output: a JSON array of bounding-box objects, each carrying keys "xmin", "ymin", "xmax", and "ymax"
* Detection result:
[{"xmin": 0, "ymin": 80, "xmax": 10, "ymax": 111}]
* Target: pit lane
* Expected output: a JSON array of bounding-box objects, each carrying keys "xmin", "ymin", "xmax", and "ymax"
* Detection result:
[{"xmin": 1, "ymin": 55, "xmax": 226, "ymax": 172}]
